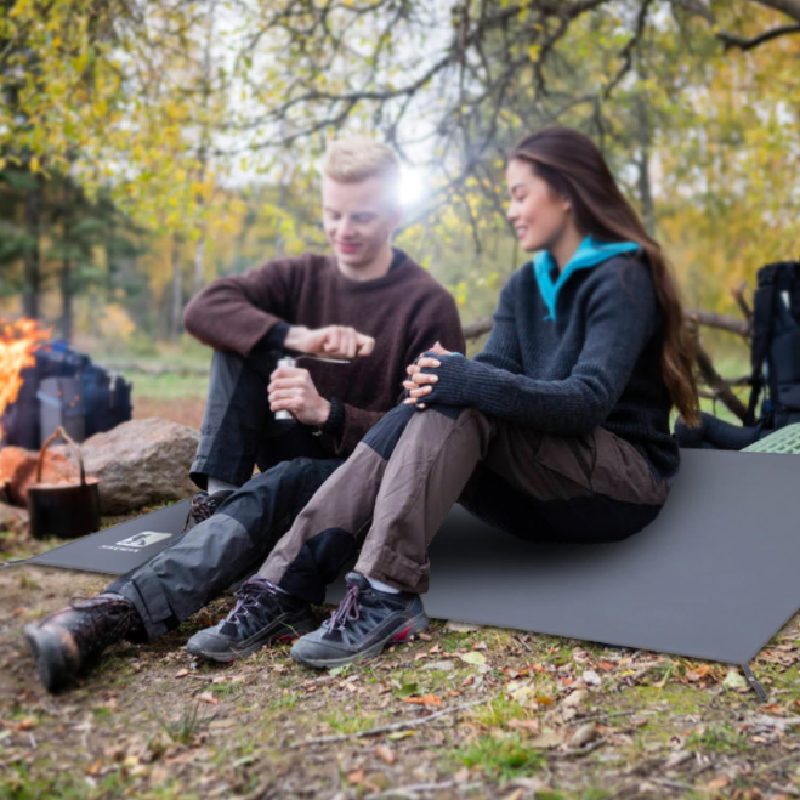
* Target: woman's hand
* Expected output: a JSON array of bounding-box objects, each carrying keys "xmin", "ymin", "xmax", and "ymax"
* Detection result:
[{"xmin": 402, "ymin": 342, "xmax": 451, "ymax": 408}]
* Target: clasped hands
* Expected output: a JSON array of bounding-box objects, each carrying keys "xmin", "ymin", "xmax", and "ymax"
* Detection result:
[
  {"xmin": 268, "ymin": 325, "xmax": 375, "ymax": 425},
  {"xmin": 403, "ymin": 342, "xmax": 452, "ymax": 409}
]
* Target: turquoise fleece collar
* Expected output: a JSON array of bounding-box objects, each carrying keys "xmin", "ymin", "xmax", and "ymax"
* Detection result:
[{"xmin": 532, "ymin": 235, "xmax": 640, "ymax": 320}]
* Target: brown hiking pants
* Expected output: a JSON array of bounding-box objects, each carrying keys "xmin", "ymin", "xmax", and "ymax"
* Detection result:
[{"xmin": 258, "ymin": 404, "xmax": 670, "ymax": 599}]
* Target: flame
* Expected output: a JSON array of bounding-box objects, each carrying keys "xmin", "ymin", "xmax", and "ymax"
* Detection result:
[{"xmin": 0, "ymin": 318, "xmax": 51, "ymax": 437}]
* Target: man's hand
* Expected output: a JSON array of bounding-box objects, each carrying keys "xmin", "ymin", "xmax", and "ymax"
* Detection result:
[
  {"xmin": 268, "ymin": 365, "xmax": 331, "ymax": 426},
  {"xmin": 285, "ymin": 326, "xmax": 375, "ymax": 359}
]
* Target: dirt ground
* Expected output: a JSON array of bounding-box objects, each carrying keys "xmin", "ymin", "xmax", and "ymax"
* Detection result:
[
  {"xmin": 132, "ymin": 396, "xmax": 206, "ymax": 431},
  {"xmin": 1, "ymin": 535, "xmax": 799, "ymax": 800}
]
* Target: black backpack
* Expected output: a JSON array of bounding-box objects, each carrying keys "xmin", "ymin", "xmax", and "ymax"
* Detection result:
[
  {"xmin": 746, "ymin": 261, "xmax": 800, "ymax": 429},
  {"xmin": 676, "ymin": 260, "xmax": 800, "ymax": 450}
]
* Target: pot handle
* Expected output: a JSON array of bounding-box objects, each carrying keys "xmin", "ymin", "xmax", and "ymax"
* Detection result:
[{"xmin": 36, "ymin": 425, "xmax": 87, "ymax": 486}]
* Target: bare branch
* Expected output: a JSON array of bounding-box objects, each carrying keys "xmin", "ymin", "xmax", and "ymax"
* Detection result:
[{"xmin": 718, "ymin": 23, "xmax": 800, "ymax": 50}]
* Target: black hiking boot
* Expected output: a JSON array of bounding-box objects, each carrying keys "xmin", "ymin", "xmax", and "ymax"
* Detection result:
[
  {"xmin": 186, "ymin": 578, "xmax": 315, "ymax": 663},
  {"xmin": 182, "ymin": 489, "xmax": 234, "ymax": 532},
  {"xmin": 290, "ymin": 572, "xmax": 428, "ymax": 669},
  {"xmin": 24, "ymin": 594, "xmax": 145, "ymax": 693}
]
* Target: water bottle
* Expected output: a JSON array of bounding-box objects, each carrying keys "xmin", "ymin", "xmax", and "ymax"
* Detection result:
[{"xmin": 274, "ymin": 356, "xmax": 296, "ymax": 421}]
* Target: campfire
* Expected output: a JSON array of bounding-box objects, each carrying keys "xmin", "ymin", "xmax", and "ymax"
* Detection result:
[
  {"xmin": 0, "ymin": 318, "xmax": 68, "ymax": 506},
  {"xmin": 0, "ymin": 318, "xmax": 51, "ymax": 434}
]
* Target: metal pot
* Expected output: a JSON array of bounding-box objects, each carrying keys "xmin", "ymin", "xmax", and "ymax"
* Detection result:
[{"xmin": 28, "ymin": 426, "xmax": 100, "ymax": 540}]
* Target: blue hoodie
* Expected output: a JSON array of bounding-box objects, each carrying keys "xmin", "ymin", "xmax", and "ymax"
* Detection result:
[{"xmin": 532, "ymin": 235, "xmax": 640, "ymax": 320}]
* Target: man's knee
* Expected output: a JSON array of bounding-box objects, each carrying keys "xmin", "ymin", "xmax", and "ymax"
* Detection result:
[{"xmin": 234, "ymin": 457, "xmax": 340, "ymax": 508}]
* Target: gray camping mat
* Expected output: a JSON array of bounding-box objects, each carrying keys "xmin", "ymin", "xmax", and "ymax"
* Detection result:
[
  {"xmin": 419, "ymin": 449, "xmax": 800, "ymax": 665},
  {"xmin": 26, "ymin": 500, "xmax": 191, "ymax": 575},
  {"xmin": 21, "ymin": 450, "xmax": 800, "ymax": 666}
]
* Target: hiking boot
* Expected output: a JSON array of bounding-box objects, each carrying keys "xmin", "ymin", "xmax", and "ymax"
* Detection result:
[
  {"xmin": 24, "ymin": 594, "xmax": 145, "ymax": 693},
  {"xmin": 186, "ymin": 578, "xmax": 315, "ymax": 663},
  {"xmin": 183, "ymin": 489, "xmax": 234, "ymax": 532},
  {"xmin": 290, "ymin": 572, "xmax": 428, "ymax": 669}
]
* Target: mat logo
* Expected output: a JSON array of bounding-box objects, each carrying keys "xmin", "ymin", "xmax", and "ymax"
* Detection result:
[{"xmin": 115, "ymin": 531, "xmax": 173, "ymax": 548}]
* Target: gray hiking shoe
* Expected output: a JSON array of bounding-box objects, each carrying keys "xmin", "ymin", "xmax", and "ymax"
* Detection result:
[
  {"xmin": 186, "ymin": 578, "xmax": 314, "ymax": 663},
  {"xmin": 290, "ymin": 572, "xmax": 428, "ymax": 669}
]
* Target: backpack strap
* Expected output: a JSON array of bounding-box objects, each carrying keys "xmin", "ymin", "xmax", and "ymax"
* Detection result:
[{"xmin": 746, "ymin": 266, "xmax": 779, "ymax": 425}]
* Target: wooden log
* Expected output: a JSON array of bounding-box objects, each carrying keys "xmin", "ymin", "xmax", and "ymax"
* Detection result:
[
  {"xmin": 731, "ymin": 282, "xmax": 753, "ymax": 323},
  {"xmin": 465, "ymin": 309, "xmax": 749, "ymax": 341},
  {"xmin": 694, "ymin": 341, "xmax": 749, "ymax": 421},
  {"xmin": 686, "ymin": 310, "xmax": 749, "ymax": 338},
  {"xmin": 462, "ymin": 317, "xmax": 493, "ymax": 341}
]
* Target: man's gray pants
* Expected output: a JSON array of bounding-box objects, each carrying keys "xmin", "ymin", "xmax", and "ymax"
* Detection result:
[{"xmin": 104, "ymin": 349, "xmax": 342, "ymax": 639}]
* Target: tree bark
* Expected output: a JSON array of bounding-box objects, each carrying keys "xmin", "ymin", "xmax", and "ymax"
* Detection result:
[
  {"xmin": 22, "ymin": 171, "xmax": 41, "ymax": 319},
  {"xmin": 170, "ymin": 234, "xmax": 183, "ymax": 339}
]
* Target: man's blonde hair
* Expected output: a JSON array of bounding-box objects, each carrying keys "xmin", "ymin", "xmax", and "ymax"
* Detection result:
[{"xmin": 322, "ymin": 136, "xmax": 400, "ymax": 207}]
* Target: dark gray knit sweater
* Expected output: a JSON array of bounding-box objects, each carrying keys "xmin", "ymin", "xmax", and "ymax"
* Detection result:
[{"xmin": 423, "ymin": 253, "xmax": 680, "ymax": 480}]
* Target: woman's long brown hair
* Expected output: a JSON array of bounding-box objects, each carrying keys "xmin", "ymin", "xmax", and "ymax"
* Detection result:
[{"xmin": 510, "ymin": 126, "xmax": 699, "ymax": 425}]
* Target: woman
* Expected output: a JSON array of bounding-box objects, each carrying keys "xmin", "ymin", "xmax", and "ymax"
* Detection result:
[{"xmin": 185, "ymin": 126, "xmax": 698, "ymax": 667}]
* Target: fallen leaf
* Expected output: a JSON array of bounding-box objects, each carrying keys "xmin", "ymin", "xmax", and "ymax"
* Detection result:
[
  {"xmin": 723, "ymin": 668, "xmax": 747, "ymax": 691},
  {"xmin": 582, "ymin": 669, "xmax": 601, "ymax": 686},
  {"xmin": 347, "ymin": 768, "xmax": 365, "ymax": 784},
  {"xmin": 387, "ymin": 730, "xmax": 415, "ymax": 741},
  {"xmin": 174, "ymin": 669, "xmax": 189, "ymax": 678},
  {"xmin": 562, "ymin": 689, "xmax": 589, "ymax": 709},
  {"xmin": 85, "ymin": 759, "xmax": 103, "ymax": 776},
  {"xmin": 529, "ymin": 728, "xmax": 565, "ymax": 748},
  {"xmin": 402, "ymin": 694, "xmax": 442, "ymax": 707},
  {"xmin": 507, "ymin": 718, "xmax": 541, "ymax": 734},
  {"xmin": 374, "ymin": 744, "xmax": 396, "ymax": 764},
  {"xmin": 197, "ymin": 691, "xmax": 219, "ymax": 705},
  {"xmin": 423, "ymin": 660, "xmax": 455, "ymax": 672},
  {"xmin": 459, "ymin": 651, "xmax": 486, "ymax": 666},
  {"xmin": 505, "ymin": 681, "xmax": 536, "ymax": 705},
  {"xmin": 567, "ymin": 722, "xmax": 597, "ymax": 748},
  {"xmin": 446, "ymin": 622, "xmax": 480, "ymax": 632}
]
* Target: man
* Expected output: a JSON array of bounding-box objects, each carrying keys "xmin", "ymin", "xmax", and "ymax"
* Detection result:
[{"xmin": 24, "ymin": 136, "xmax": 465, "ymax": 691}]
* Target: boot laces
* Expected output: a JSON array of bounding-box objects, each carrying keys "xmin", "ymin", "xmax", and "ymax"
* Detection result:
[
  {"xmin": 225, "ymin": 578, "xmax": 281, "ymax": 627},
  {"xmin": 62, "ymin": 595, "xmax": 138, "ymax": 650},
  {"xmin": 329, "ymin": 582, "xmax": 361, "ymax": 630}
]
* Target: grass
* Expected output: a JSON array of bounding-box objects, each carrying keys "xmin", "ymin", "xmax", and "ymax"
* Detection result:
[
  {"xmin": 686, "ymin": 724, "xmax": 751, "ymax": 755},
  {"xmin": 154, "ymin": 702, "xmax": 211, "ymax": 746},
  {"xmin": 454, "ymin": 732, "xmax": 546, "ymax": 779},
  {"xmin": 472, "ymin": 694, "xmax": 528, "ymax": 728}
]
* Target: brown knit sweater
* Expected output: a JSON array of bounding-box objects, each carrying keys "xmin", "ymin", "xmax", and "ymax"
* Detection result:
[{"xmin": 183, "ymin": 250, "xmax": 465, "ymax": 455}]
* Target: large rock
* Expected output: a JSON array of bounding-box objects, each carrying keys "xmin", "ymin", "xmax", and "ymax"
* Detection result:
[{"xmin": 81, "ymin": 418, "xmax": 199, "ymax": 514}]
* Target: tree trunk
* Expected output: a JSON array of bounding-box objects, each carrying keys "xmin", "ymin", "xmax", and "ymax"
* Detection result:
[
  {"xmin": 191, "ymin": 0, "xmax": 216, "ymax": 294},
  {"xmin": 23, "ymin": 171, "xmax": 41, "ymax": 319},
  {"xmin": 635, "ymin": 59, "xmax": 655, "ymax": 236},
  {"xmin": 170, "ymin": 234, "xmax": 183, "ymax": 339},
  {"xmin": 60, "ymin": 258, "xmax": 72, "ymax": 342},
  {"xmin": 60, "ymin": 180, "xmax": 73, "ymax": 342}
]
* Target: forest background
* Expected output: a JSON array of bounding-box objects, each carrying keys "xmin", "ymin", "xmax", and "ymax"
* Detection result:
[{"xmin": 1, "ymin": 0, "xmax": 799, "ymax": 359}]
